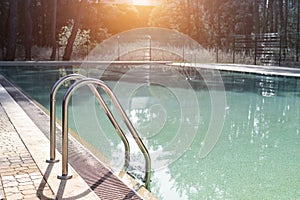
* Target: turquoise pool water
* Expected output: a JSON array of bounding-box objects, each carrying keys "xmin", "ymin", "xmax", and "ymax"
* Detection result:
[{"xmin": 1, "ymin": 65, "xmax": 300, "ymax": 199}]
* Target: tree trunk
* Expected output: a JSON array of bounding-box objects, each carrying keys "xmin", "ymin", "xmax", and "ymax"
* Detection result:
[
  {"xmin": 0, "ymin": 1, "xmax": 10, "ymax": 60},
  {"xmin": 254, "ymin": 0, "xmax": 260, "ymax": 34},
  {"xmin": 62, "ymin": 1, "xmax": 82, "ymax": 61},
  {"xmin": 194, "ymin": 0, "xmax": 201, "ymax": 43},
  {"xmin": 37, "ymin": 0, "xmax": 44, "ymax": 46},
  {"xmin": 274, "ymin": 0, "xmax": 279, "ymax": 32},
  {"xmin": 262, "ymin": 0, "xmax": 268, "ymax": 33},
  {"xmin": 284, "ymin": 0, "xmax": 288, "ymax": 43},
  {"xmin": 62, "ymin": 20, "xmax": 79, "ymax": 61},
  {"xmin": 24, "ymin": 0, "xmax": 32, "ymax": 60},
  {"xmin": 50, "ymin": 0, "xmax": 57, "ymax": 60},
  {"xmin": 41, "ymin": 0, "xmax": 50, "ymax": 46},
  {"xmin": 217, "ymin": 4, "xmax": 221, "ymax": 48},
  {"xmin": 6, "ymin": 0, "xmax": 18, "ymax": 61},
  {"xmin": 279, "ymin": 0, "xmax": 284, "ymax": 33},
  {"xmin": 296, "ymin": 0, "xmax": 300, "ymax": 61},
  {"xmin": 269, "ymin": 0, "xmax": 274, "ymax": 32}
]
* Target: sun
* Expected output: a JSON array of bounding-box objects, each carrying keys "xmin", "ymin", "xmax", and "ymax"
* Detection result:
[{"xmin": 132, "ymin": 0, "xmax": 151, "ymax": 6}]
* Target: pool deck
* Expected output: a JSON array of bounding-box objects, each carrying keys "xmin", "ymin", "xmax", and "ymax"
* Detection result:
[{"xmin": 0, "ymin": 84, "xmax": 100, "ymax": 200}]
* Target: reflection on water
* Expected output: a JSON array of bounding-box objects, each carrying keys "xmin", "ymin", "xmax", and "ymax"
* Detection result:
[
  {"xmin": 1, "ymin": 66, "xmax": 300, "ymax": 199},
  {"xmin": 164, "ymin": 90, "xmax": 300, "ymax": 199}
]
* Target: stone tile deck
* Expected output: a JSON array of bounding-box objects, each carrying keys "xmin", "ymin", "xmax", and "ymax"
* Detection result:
[
  {"xmin": 0, "ymin": 95, "xmax": 53, "ymax": 199},
  {"xmin": 0, "ymin": 84, "xmax": 100, "ymax": 200}
]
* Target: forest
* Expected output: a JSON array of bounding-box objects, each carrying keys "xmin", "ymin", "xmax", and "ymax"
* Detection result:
[{"xmin": 0, "ymin": 0, "xmax": 299, "ymax": 63}]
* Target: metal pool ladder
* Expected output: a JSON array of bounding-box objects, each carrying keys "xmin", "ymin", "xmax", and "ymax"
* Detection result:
[
  {"xmin": 46, "ymin": 74, "xmax": 86, "ymax": 163},
  {"xmin": 46, "ymin": 74, "xmax": 151, "ymax": 189}
]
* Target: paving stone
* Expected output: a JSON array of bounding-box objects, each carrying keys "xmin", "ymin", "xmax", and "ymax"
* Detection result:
[
  {"xmin": 1, "ymin": 176, "xmax": 15, "ymax": 181},
  {"xmin": 1, "ymin": 172, "xmax": 16, "ymax": 177},
  {"xmin": 0, "ymin": 175, "xmax": 5, "ymax": 200},
  {"xmin": 15, "ymin": 174, "xmax": 30, "ymax": 179},
  {"xmin": 27, "ymin": 164, "xmax": 38, "ymax": 169},
  {"xmin": 2, "ymin": 180, "xmax": 19, "ymax": 187},
  {"xmin": 0, "ymin": 169, "xmax": 14, "ymax": 175},
  {"xmin": 15, "ymin": 166, "xmax": 29, "ymax": 171},
  {"xmin": 30, "ymin": 173, "xmax": 41, "ymax": 177},
  {"xmin": 0, "ymin": 105, "xmax": 53, "ymax": 200},
  {"xmin": 18, "ymin": 184, "xmax": 35, "ymax": 191},
  {"xmin": 23, "ymin": 194, "xmax": 39, "ymax": 200},
  {"xmin": 16, "ymin": 178, "xmax": 32, "ymax": 183},
  {"xmin": 21, "ymin": 189, "xmax": 36, "ymax": 195},
  {"xmin": 22, "ymin": 168, "xmax": 38, "ymax": 174},
  {"xmin": 0, "ymin": 162, "xmax": 8, "ymax": 167},
  {"xmin": 6, "ymin": 192, "xmax": 23, "ymax": 200},
  {"xmin": 9, "ymin": 164, "xmax": 22, "ymax": 168},
  {"xmin": 4, "ymin": 186, "xmax": 19, "ymax": 193}
]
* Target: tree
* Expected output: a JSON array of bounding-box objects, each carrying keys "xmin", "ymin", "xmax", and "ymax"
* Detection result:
[
  {"xmin": 62, "ymin": 1, "xmax": 83, "ymax": 61},
  {"xmin": 5, "ymin": 0, "xmax": 18, "ymax": 61},
  {"xmin": 253, "ymin": 0, "xmax": 260, "ymax": 34},
  {"xmin": 24, "ymin": 0, "xmax": 32, "ymax": 60},
  {"xmin": 0, "ymin": 1, "xmax": 10, "ymax": 59},
  {"xmin": 297, "ymin": 0, "xmax": 300, "ymax": 61},
  {"xmin": 50, "ymin": 0, "xmax": 57, "ymax": 60},
  {"xmin": 149, "ymin": 0, "xmax": 201, "ymax": 41},
  {"xmin": 2, "ymin": 0, "xmax": 300, "ymax": 62},
  {"xmin": 100, "ymin": 4, "xmax": 141, "ymax": 34}
]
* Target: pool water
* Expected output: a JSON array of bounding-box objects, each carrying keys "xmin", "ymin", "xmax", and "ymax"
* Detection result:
[{"xmin": 1, "ymin": 66, "xmax": 300, "ymax": 199}]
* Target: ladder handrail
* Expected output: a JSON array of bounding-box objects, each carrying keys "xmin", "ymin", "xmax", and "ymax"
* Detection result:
[
  {"xmin": 86, "ymin": 84, "xmax": 130, "ymax": 172},
  {"xmin": 47, "ymin": 74, "xmax": 130, "ymax": 172},
  {"xmin": 58, "ymin": 78, "xmax": 151, "ymax": 189},
  {"xmin": 47, "ymin": 74, "xmax": 86, "ymax": 163}
]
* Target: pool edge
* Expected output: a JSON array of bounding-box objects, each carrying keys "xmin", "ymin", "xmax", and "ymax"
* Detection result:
[{"xmin": 0, "ymin": 73, "xmax": 157, "ymax": 199}]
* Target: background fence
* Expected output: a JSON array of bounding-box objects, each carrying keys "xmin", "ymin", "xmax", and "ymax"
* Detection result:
[{"xmin": 232, "ymin": 33, "xmax": 300, "ymax": 66}]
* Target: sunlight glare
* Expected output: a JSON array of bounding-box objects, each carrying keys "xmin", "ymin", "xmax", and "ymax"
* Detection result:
[{"xmin": 132, "ymin": 0, "xmax": 151, "ymax": 6}]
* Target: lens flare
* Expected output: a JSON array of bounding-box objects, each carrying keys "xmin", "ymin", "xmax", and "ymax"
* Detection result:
[{"xmin": 132, "ymin": 0, "xmax": 151, "ymax": 6}]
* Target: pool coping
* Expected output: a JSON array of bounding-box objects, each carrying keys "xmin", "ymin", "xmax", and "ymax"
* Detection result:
[
  {"xmin": 1, "ymin": 61, "xmax": 300, "ymax": 77},
  {"xmin": 0, "ymin": 74, "xmax": 156, "ymax": 200},
  {"xmin": 170, "ymin": 63, "xmax": 300, "ymax": 77}
]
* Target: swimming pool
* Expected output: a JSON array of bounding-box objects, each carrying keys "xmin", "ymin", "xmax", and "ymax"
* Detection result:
[{"xmin": 1, "ymin": 64, "xmax": 300, "ymax": 199}]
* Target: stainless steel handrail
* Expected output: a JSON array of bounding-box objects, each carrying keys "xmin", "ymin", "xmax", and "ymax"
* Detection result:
[
  {"xmin": 47, "ymin": 74, "xmax": 130, "ymax": 172},
  {"xmin": 58, "ymin": 78, "xmax": 151, "ymax": 189},
  {"xmin": 86, "ymin": 84, "xmax": 130, "ymax": 172},
  {"xmin": 46, "ymin": 74, "xmax": 86, "ymax": 163}
]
